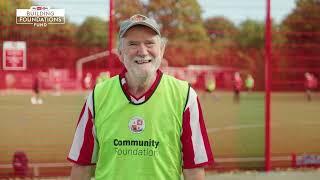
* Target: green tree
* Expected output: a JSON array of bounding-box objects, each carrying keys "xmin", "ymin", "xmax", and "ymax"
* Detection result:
[
  {"xmin": 0, "ymin": 0, "xmax": 33, "ymax": 40},
  {"xmin": 235, "ymin": 19, "xmax": 284, "ymax": 49},
  {"xmin": 147, "ymin": 0, "xmax": 209, "ymax": 42},
  {"xmin": 204, "ymin": 16, "xmax": 239, "ymax": 68},
  {"xmin": 277, "ymin": 0, "xmax": 320, "ymax": 85},
  {"xmin": 282, "ymin": 0, "xmax": 320, "ymax": 60},
  {"xmin": 204, "ymin": 16, "xmax": 238, "ymax": 43},
  {"xmin": 47, "ymin": 22, "xmax": 77, "ymax": 42},
  {"xmin": 114, "ymin": 0, "xmax": 145, "ymax": 22},
  {"xmin": 1, "ymin": 0, "xmax": 33, "ymax": 25},
  {"xmin": 145, "ymin": 0, "xmax": 211, "ymax": 66},
  {"xmin": 0, "ymin": 1, "xmax": 15, "ymax": 26},
  {"xmin": 76, "ymin": 17, "xmax": 108, "ymax": 47},
  {"xmin": 233, "ymin": 20, "xmax": 266, "ymax": 89},
  {"xmin": 283, "ymin": 0, "xmax": 320, "ymax": 42},
  {"xmin": 236, "ymin": 20, "xmax": 265, "ymax": 49}
]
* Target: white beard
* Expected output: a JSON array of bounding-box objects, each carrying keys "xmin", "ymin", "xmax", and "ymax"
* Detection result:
[{"xmin": 123, "ymin": 55, "xmax": 161, "ymax": 79}]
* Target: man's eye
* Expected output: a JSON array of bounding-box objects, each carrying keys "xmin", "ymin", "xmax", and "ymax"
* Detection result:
[
  {"xmin": 146, "ymin": 42, "xmax": 155, "ymax": 45},
  {"xmin": 129, "ymin": 43, "xmax": 138, "ymax": 46}
]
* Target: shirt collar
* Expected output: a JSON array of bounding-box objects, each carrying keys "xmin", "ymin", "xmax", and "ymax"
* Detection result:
[{"xmin": 119, "ymin": 69, "xmax": 163, "ymax": 105}]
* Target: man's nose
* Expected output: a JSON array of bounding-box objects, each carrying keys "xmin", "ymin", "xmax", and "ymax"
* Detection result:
[{"xmin": 137, "ymin": 44, "xmax": 148, "ymax": 57}]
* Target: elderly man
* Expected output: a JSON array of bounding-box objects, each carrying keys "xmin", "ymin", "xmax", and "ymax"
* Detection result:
[{"xmin": 68, "ymin": 14, "xmax": 213, "ymax": 180}]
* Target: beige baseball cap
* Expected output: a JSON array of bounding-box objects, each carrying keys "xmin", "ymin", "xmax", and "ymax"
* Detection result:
[{"xmin": 119, "ymin": 14, "xmax": 161, "ymax": 38}]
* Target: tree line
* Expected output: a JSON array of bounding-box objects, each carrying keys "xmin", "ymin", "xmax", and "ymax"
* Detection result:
[{"xmin": 1, "ymin": 0, "xmax": 320, "ymax": 88}]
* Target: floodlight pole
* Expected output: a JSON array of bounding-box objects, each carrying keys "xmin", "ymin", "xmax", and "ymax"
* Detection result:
[
  {"xmin": 265, "ymin": 0, "xmax": 272, "ymax": 172},
  {"xmin": 108, "ymin": 0, "xmax": 114, "ymax": 67}
]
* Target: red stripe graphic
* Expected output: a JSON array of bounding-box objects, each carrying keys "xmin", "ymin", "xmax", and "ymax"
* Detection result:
[
  {"xmin": 197, "ymin": 98, "xmax": 214, "ymax": 164},
  {"xmin": 181, "ymin": 108, "xmax": 196, "ymax": 168},
  {"xmin": 77, "ymin": 108, "xmax": 94, "ymax": 164},
  {"xmin": 76, "ymin": 102, "xmax": 87, "ymax": 127}
]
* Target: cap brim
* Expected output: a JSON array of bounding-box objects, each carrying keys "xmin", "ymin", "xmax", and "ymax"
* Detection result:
[{"xmin": 120, "ymin": 22, "xmax": 160, "ymax": 38}]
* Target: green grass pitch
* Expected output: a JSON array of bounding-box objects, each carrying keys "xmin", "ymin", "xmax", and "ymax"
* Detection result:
[{"xmin": 0, "ymin": 91, "xmax": 319, "ymax": 168}]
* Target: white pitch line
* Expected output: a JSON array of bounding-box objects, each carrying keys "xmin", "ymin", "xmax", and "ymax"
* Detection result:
[
  {"xmin": 207, "ymin": 122, "xmax": 320, "ymax": 133},
  {"xmin": 215, "ymin": 156, "xmax": 291, "ymax": 163},
  {"xmin": 207, "ymin": 124, "xmax": 264, "ymax": 133},
  {"xmin": 0, "ymin": 162, "xmax": 71, "ymax": 169},
  {"xmin": 0, "ymin": 157, "xmax": 292, "ymax": 169}
]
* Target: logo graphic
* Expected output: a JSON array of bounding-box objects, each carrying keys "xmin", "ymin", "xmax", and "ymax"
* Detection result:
[
  {"xmin": 128, "ymin": 117, "xmax": 145, "ymax": 134},
  {"xmin": 130, "ymin": 14, "xmax": 146, "ymax": 22},
  {"xmin": 3, "ymin": 41, "xmax": 27, "ymax": 70},
  {"xmin": 16, "ymin": 6, "xmax": 65, "ymax": 27}
]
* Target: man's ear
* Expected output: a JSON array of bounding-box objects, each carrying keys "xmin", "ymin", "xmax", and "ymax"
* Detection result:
[
  {"xmin": 116, "ymin": 49, "xmax": 121, "ymax": 57},
  {"xmin": 160, "ymin": 44, "xmax": 166, "ymax": 58},
  {"xmin": 160, "ymin": 38, "xmax": 167, "ymax": 58},
  {"xmin": 117, "ymin": 49, "xmax": 124, "ymax": 63}
]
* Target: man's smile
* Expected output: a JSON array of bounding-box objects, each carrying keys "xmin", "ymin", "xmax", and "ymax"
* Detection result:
[{"xmin": 135, "ymin": 59, "xmax": 152, "ymax": 64}]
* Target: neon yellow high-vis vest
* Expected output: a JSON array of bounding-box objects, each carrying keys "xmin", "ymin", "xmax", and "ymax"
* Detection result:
[
  {"xmin": 93, "ymin": 74, "xmax": 189, "ymax": 180},
  {"xmin": 206, "ymin": 80, "xmax": 216, "ymax": 92},
  {"xmin": 245, "ymin": 77, "xmax": 254, "ymax": 88}
]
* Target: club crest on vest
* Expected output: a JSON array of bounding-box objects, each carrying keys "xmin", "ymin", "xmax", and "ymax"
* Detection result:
[{"xmin": 128, "ymin": 117, "xmax": 145, "ymax": 133}]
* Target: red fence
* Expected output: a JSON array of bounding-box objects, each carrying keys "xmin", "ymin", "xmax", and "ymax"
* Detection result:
[
  {"xmin": 1, "ymin": 0, "xmax": 320, "ymax": 178},
  {"xmin": 0, "ymin": 66, "xmax": 239, "ymax": 91}
]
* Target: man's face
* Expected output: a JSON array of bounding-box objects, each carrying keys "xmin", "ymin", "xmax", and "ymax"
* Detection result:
[{"xmin": 119, "ymin": 26, "xmax": 164, "ymax": 79}]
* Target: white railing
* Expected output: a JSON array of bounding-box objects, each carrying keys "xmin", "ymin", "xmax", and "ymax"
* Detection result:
[
  {"xmin": 0, "ymin": 162, "xmax": 72, "ymax": 177},
  {"xmin": 0, "ymin": 156, "xmax": 293, "ymax": 176}
]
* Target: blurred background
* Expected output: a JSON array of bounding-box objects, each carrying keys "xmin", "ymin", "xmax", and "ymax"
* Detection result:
[{"xmin": 0, "ymin": 0, "xmax": 320, "ymax": 179}]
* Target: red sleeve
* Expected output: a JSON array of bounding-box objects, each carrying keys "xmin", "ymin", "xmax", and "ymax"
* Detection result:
[
  {"xmin": 181, "ymin": 87, "xmax": 214, "ymax": 169},
  {"xmin": 67, "ymin": 92, "xmax": 98, "ymax": 165}
]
